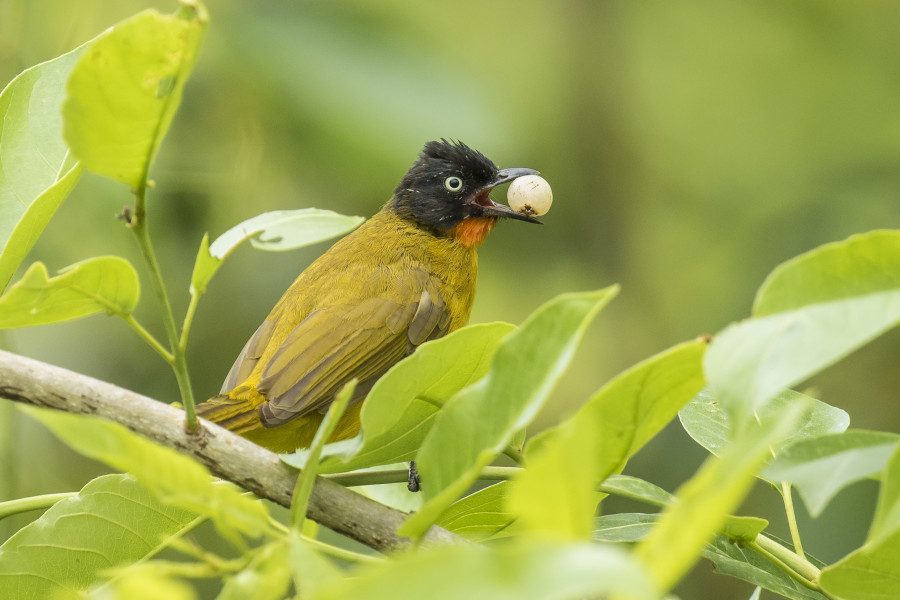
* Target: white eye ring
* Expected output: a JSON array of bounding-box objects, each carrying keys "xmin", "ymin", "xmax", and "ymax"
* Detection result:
[{"xmin": 444, "ymin": 176, "xmax": 463, "ymax": 192}]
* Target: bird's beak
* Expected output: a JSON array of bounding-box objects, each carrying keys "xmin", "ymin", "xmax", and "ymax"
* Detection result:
[{"xmin": 474, "ymin": 167, "xmax": 543, "ymax": 224}]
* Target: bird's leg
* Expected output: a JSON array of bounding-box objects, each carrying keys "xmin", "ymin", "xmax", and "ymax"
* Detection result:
[{"xmin": 407, "ymin": 461, "xmax": 421, "ymax": 492}]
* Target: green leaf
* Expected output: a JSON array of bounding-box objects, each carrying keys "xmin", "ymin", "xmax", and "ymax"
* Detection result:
[
  {"xmin": 509, "ymin": 428, "xmax": 527, "ymax": 454},
  {"xmin": 399, "ymin": 287, "xmax": 619, "ymax": 538},
  {"xmin": 706, "ymin": 231, "xmax": 900, "ymax": 424},
  {"xmin": 0, "ymin": 474, "xmax": 200, "ymax": 600},
  {"xmin": 20, "ymin": 405, "xmax": 271, "ymax": 542},
  {"xmin": 820, "ymin": 530, "xmax": 900, "ymax": 600},
  {"xmin": 192, "ymin": 209, "xmax": 365, "ymax": 295},
  {"xmin": 288, "ymin": 531, "xmax": 344, "ymax": 598},
  {"xmin": 601, "ymin": 474, "xmax": 674, "ymax": 507},
  {"xmin": 310, "ymin": 540, "xmax": 655, "ymax": 600},
  {"xmin": 592, "ymin": 512, "xmax": 658, "ymax": 542},
  {"xmin": 869, "ymin": 445, "xmax": 900, "ymax": 546},
  {"xmin": 679, "ymin": 387, "xmax": 850, "ymax": 473},
  {"xmin": 763, "ymin": 430, "xmax": 900, "ymax": 517},
  {"xmin": 507, "ymin": 416, "xmax": 601, "ymax": 539},
  {"xmin": 88, "ymin": 571, "xmax": 197, "ymax": 600},
  {"xmin": 282, "ymin": 323, "xmax": 515, "ymax": 473},
  {"xmin": 0, "ymin": 44, "xmax": 85, "ymax": 291},
  {"xmin": 62, "ymin": 6, "xmax": 208, "ymax": 188},
  {"xmin": 507, "ymin": 340, "xmax": 707, "ymax": 539},
  {"xmin": 720, "ymin": 516, "xmax": 769, "ymax": 543},
  {"xmin": 705, "ymin": 294, "xmax": 900, "ymax": 425},
  {"xmin": 435, "ymin": 482, "xmax": 517, "ymax": 542},
  {"xmin": 596, "ymin": 474, "xmax": 766, "ymax": 540},
  {"xmin": 635, "ymin": 398, "xmax": 808, "ymax": 593},
  {"xmin": 0, "ymin": 258, "xmax": 139, "ymax": 328},
  {"xmin": 594, "ymin": 514, "xmax": 827, "ymax": 600},
  {"xmin": 217, "ymin": 541, "xmax": 292, "ymax": 600},
  {"xmin": 754, "ymin": 230, "xmax": 900, "ymax": 316},
  {"xmin": 505, "ymin": 339, "xmax": 706, "ymax": 540},
  {"xmin": 576, "ymin": 339, "xmax": 708, "ymax": 478}
]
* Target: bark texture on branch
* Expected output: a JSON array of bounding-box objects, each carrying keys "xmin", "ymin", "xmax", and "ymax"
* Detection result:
[{"xmin": 0, "ymin": 349, "xmax": 460, "ymax": 551}]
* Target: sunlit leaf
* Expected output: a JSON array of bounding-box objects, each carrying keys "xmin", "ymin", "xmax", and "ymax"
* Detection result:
[
  {"xmin": 574, "ymin": 339, "xmax": 708, "ymax": 478},
  {"xmin": 192, "ymin": 209, "xmax": 364, "ymax": 295},
  {"xmin": 20, "ymin": 405, "xmax": 271, "ymax": 542},
  {"xmin": 283, "ymin": 323, "xmax": 514, "ymax": 473},
  {"xmin": 508, "ymin": 340, "xmax": 707, "ymax": 539},
  {"xmin": 679, "ymin": 387, "xmax": 850, "ymax": 479},
  {"xmin": 594, "ymin": 514, "xmax": 827, "ymax": 600},
  {"xmin": 0, "ymin": 474, "xmax": 200, "ymax": 600},
  {"xmin": 706, "ymin": 231, "xmax": 900, "ymax": 425},
  {"xmin": 820, "ymin": 530, "xmax": 900, "ymax": 600},
  {"xmin": 63, "ymin": 6, "xmax": 208, "ymax": 188},
  {"xmin": 754, "ymin": 230, "xmax": 900, "ymax": 316},
  {"xmin": 0, "ymin": 258, "xmax": 139, "ymax": 328},
  {"xmin": 0, "ymin": 43, "xmax": 85, "ymax": 291},
  {"xmin": 869, "ymin": 445, "xmax": 900, "ymax": 546},
  {"xmin": 399, "ymin": 287, "xmax": 618, "ymax": 537},
  {"xmin": 507, "ymin": 416, "xmax": 601, "ymax": 539},
  {"xmin": 88, "ymin": 571, "xmax": 197, "ymax": 600},
  {"xmin": 763, "ymin": 430, "xmax": 900, "ymax": 517},
  {"xmin": 310, "ymin": 540, "xmax": 655, "ymax": 600},
  {"xmin": 635, "ymin": 398, "xmax": 808, "ymax": 593},
  {"xmin": 705, "ymin": 293, "xmax": 900, "ymax": 426}
]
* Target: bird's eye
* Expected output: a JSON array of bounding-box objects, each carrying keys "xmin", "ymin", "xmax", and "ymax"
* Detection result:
[{"xmin": 444, "ymin": 176, "xmax": 463, "ymax": 192}]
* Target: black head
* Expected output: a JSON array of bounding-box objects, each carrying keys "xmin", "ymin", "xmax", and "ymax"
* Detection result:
[{"xmin": 390, "ymin": 139, "xmax": 541, "ymax": 236}]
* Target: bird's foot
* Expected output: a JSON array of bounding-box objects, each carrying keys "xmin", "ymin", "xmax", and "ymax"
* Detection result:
[{"xmin": 407, "ymin": 460, "xmax": 421, "ymax": 492}]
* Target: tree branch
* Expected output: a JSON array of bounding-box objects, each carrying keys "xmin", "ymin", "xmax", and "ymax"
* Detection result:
[{"xmin": 0, "ymin": 349, "xmax": 461, "ymax": 552}]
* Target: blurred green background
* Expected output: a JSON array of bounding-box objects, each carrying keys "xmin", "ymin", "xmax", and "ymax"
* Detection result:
[{"xmin": 2, "ymin": 0, "xmax": 899, "ymax": 596}]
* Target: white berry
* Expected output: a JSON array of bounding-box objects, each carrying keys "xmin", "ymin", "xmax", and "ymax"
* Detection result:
[{"xmin": 507, "ymin": 175, "xmax": 552, "ymax": 217}]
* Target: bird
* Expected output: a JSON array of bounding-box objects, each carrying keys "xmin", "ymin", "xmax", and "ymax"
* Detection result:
[{"xmin": 196, "ymin": 139, "xmax": 541, "ymax": 453}]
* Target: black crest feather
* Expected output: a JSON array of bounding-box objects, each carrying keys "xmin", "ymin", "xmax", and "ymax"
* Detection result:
[{"xmin": 390, "ymin": 139, "xmax": 499, "ymax": 233}]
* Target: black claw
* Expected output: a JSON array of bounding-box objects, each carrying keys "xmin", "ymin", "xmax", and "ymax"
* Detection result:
[
  {"xmin": 116, "ymin": 206, "xmax": 133, "ymax": 225},
  {"xmin": 407, "ymin": 460, "xmax": 421, "ymax": 493}
]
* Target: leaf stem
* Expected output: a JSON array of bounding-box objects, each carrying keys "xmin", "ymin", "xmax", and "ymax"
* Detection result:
[
  {"xmin": 0, "ymin": 492, "xmax": 76, "ymax": 520},
  {"xmin": 502, "ymin": 445, "xmax": 525, "ymax": 464},
  {"xmin": 780, "ymin": 481, "xmax": 806, "ymax": 559},
  {"xmin": 751, "ymin": 534, "xmax": 823, "ymax": 589},
  {"xmin": 122, "ymin": 314, "xmax": 174, "ymax": 363},
  {"xmin": 169, "ymin": 536, "xmax": 246, "ymax": 573},
  {"xmin": 130, "ymin": 184, "xmax": 198, "ymax": 429},
  {"xmin": 323, "ymin": 469, "xmax": 409, "ymax": 487},
  {"xmin": 179, "ymin": 289, "xmax": 201, "ymax": 351},
  {"xmin": 299, "ymin": 533, "xmax": 383, "ymax": 565}
]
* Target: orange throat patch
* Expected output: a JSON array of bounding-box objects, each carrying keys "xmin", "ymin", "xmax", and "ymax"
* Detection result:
[{"xmin": 452, "ymin": 216, "xmax": 498, "ymax": 247}]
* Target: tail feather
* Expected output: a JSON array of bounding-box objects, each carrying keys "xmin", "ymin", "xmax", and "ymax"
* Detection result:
[{"xmin": 196, "ymin": 394, "xmax": 261, "ymax": 435}]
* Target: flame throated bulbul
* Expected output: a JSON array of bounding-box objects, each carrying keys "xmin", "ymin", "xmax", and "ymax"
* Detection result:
[{"xmin": 196, "ymin": 140, "xmax": 541, "ymax": 453}]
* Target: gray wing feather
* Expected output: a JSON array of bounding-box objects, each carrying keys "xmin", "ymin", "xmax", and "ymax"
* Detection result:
[{"xmin": 220, "ymin": 319, "xmax": 276, "ymax": 393}]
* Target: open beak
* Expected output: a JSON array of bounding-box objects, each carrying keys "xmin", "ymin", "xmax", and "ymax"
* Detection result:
[{"xmin": 471, "ymin": 167, "xmax": 543, "ymax": 224}]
